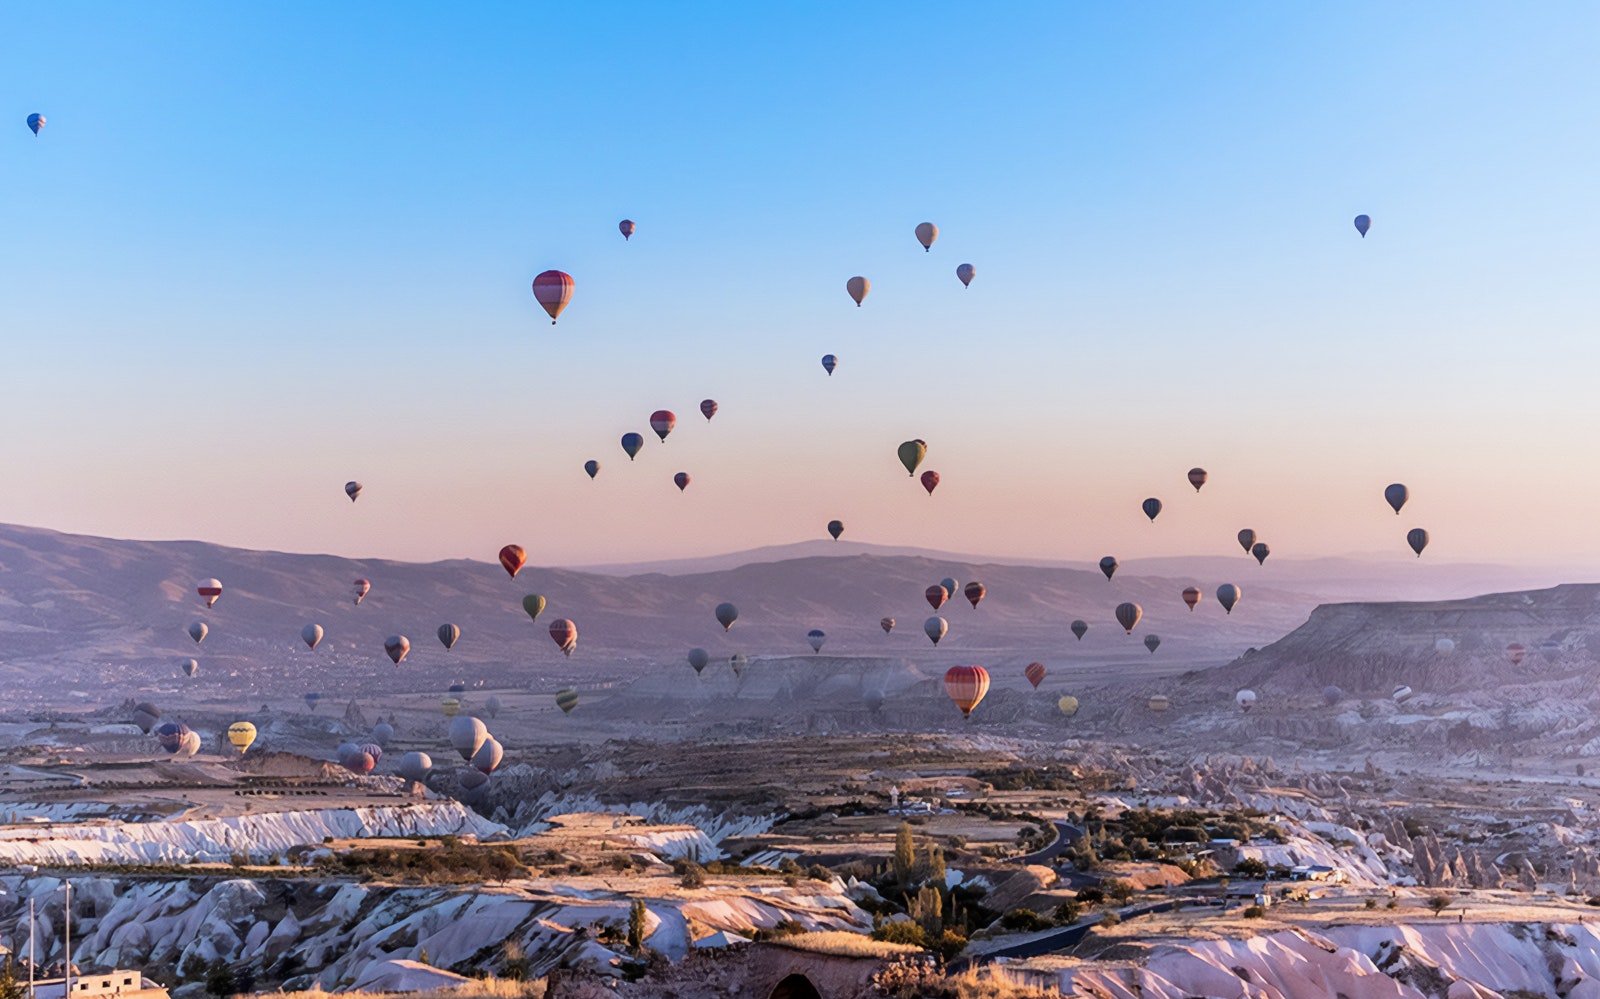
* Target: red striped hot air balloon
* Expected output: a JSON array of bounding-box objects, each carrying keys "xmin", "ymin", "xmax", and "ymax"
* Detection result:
[
  {"xmin": 549, "ymin": 619, "xmax": 578, "ymax": 657},
  {"xmin": 650, "ymin": 410, "xmax": 677, "ymax": 441},
  {"xmin": 532, "ymin": 270, "xmax": 574, "ymax": 324},
  {"xmin": 498, "ymin": 545, "xmax": 527, "ymax": 579},
  {"xmin": 925, "ymin": 584, "xmax": 949, "ymax": 611},
  {"xmin": 943, "ymin": 666, "xmax": 990, "ymax": 719},
  {"xmin": 1025, "ymin": 662, "xmax": 1046, "ymax": 689},
  {"xmin": 1182, "ymin": 586, "xmax": 1202, "ymax": 611},
  {"xmin": 700, "ymin": 399, "xmax": 718, "ymax": 421},
  {"xmin": 196, "ymin": 579, "xmax": 223, "ymax": 608}
]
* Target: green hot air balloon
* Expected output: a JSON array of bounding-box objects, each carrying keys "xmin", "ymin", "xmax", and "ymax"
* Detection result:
[
  {"xmin": 522, "ymin": 594, "xmax": 548, "ymax": 622},
  {"xmin": 555, "ymin": 689, "xmax": 579, "ymax": 714},
  {"xmin": 715, "ymin": 602, "xmax": 739, "ymax": 631},
  {"xmin": 897, "ymin": 440, "xmax": 927, "ymax": 477}
]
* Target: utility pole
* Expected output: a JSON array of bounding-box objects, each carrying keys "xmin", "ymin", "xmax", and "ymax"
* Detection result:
[
  {"xmin": 60, "ymin": 884, "xmax": 70, "ymax": 999},
  {"xmin": 28, "ymin": 897, "xmax": 35, "ymax": 999}
]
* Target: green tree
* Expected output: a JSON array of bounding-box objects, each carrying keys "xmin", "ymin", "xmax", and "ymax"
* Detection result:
[
  {"xmin": 1426, "ymin": 893, "xmax": 1453, "ymax": 915},
  {"xmin": 0, "ymin": 959, "xmax": 26, "ymax": 999},
  {"xmin": 924, "ymin": 844, "xmax": 946, "ymax": 886},
  {"xmin": 893, "ymin": 822, "xmax": 916, "ymax": 886},
  {"xmin": 204, "ymin": 960, "xmax": 236, "ymax": 999},
  {"xmin": 627, "ymin": 899, "xmax": 650, "ymax": 952},
  {"xmin": 908, "ymin": 885, "xmax": 944, "ymax": 938}
]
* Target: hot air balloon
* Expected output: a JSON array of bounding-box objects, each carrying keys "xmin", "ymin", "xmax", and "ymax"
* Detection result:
[
  {"xmin": 471, "ymin": 738, "xmax": 503, "ymax": 775},
  {"xmin": 1025, "ymin": 662, "xmax": 1046, "ymax": 689},
  {"xmin": 384, "ymin": 635, "xmax": 410, "ymax": 664},
  {"xmin": 1071, "ymin": 620, "xmax": 1088, "ymax": 640},
  {"xmin": 1142, "ymin": 498, "xmax": 1162, "ymax": 522},
  {"xmin": 449, "ymin": 716, "xmax": 487, "ymax": 761},
  {"xmin": 1058, "ymin": 695, "xmax": 1080, "ymax": 717},
  {"xmin": 925, "ymin": 585, "xmax": 949, "ymax": 611},
  {"xmin": 880, "ymin": 617, "xmax": 895, "ymax": 634},
  {"xmin": 458, "ymin": 768, "xmax": 489, "ymax": 793},
  {"xmin": 532, "ymin": 269, "xmax": 575, "ymax": 323},
  {"xmin": 943, "ymin": 666, "xmax": 990, "ymax": 719},
  {"xmin": 304, "ymin": 692, "xmax": 322, "ymax": 712},
  {"xmin": 1115, "ymin": 602, "xmax": 1143, "ymax": 634},
  {"xmin": 498, "ymin": 545, "xmax": 527, "ymax": 579},
  {"xmin": 940, "ymin": 577, "xmax": 959, "ymax": 600},
  {"xmin": 846, "ymin": 276, "xmax": 870, "ymax": 306},
  {"xmin": 1251, "ymin": 543, "xmax": 1270, "ymax": 565},
  {"xmin": 914, "ymin": 222, "xmax": 938, "ymax": 252},
  {"xmin": 687, "ymin": 647, "xmax": 710, "ymax": 674},
  {"xmin": 556, "ymin": 689, "xmax": 579, "ymax": 714},
  {"xmin": 827, "ymin": 520, "xmax": 844, "ymax": 541},
  {"xmin": 197, "ymin": 579, "xmax": 223, "ymax": 608},
  {"xmin": 956, "ymin": 263, "xmax": 975, "ymax": 287},
  {"xmin": 372, "ymin": 722, "xmax": 395, "ymax": 747},
  {"xmin": 155, "ymin": 722, "xmax": 191, "ymax": 754},
  {"xmin": 921, "ymin": 470, "xmax": 940, "ymax": 495},
  {"xmin": 622, "ymin": 433, "xmax": 645, "ymax": 460},
  {"xmin": 1385, "ymin": 483, "xmax": 1409, "ymax": 514},
  {"xmin": 441, "ymin": 696, "xmax": 461, "ymax": 717},
  {"xmin": 730, "ymin": 652, "xmax": 748, "ymax": 677},
  {"xmin": 674, "ymin": 472, "xmax": 691, "ymax": 492},
  {"xmin": 26, "ymin": 114, "xmax": 44, "ymax": 136},
  {"xmin": 963, "ymin": 580, "xmax": 988, "ymax": 609},
  {"xmin": 822, "ymin": 354, "xmax": 838, "ymax": 376},
  {"xmin": 864, "ymin": 688, "xmax": 885, "ymax": 713},
  {"xmin": 1148, "ymin": 694, "xmax": 1171, "ymax": 712},
  {"xmin": 898, "ymin": 440, "xmax": 927, "ymax": 476},
  {"xmin": 1182, "ymin": 586, "xmax": 1202, "ymax": 611},
  {"xmin": 585, "ymin": 460, "xmax": 600, "ymax": 479},
  {"xmin": 177, "ymin": 730, "xmax": 202, "ymax": 758},
  {"xmin": 549, "ymin": 619, "xmax": 578, "ymax": 657},
  {"xmin": 522, "ymin": 594, "xmax": 547, "ymax": 622},
  {"xmin": 700, "ymin": 399, "xmax": 718, "ymax": 421},
  {"xmin": 924, "ymin": 616, "xmax": 948, "ymax": 645},
  {"xmin": 359, "ymin": 743, "xmax": 384, "ymax": 767},
  {"xmin": 448, "ymin": 682, "xmax": 467, "ymax": 696},
  {"xmin": 1237, "ymin": 529, "xmax": 1256, "ymax": 555},
  {"xmin": 1435, "ymin": 637, "xmax": 1455, "ymax": 654},
  {"xmin": 806, "ymin": 629, "xmax": 826, "ymax": 653},
  {"xmin": 1392, "ymin": 684, "xmax": 1413, "ymax": 703},
  {"xmin": 1322, "ymin": 685, "xmax": 1344, "ymax": 706},
  {"xmin": 398, "ymin": 751, "xmax": 432, "ymax": 783},
  {"xmin": 1407, "ymin": 528, "xmax": 1429, "ymax": 557},
  {"xmin": 132, "ymin": 703, "xmax": 161, "ymax": 734},
  {"xmin": 437, "ymin": 623, "xmax": 461, "ymax": 650},
  {"xmin": 227, "ymin": 722, "xmax": 256, "ymax": 753},
  {"xmin": 1354, "ymin": 214, "xmax": 1371, "ymax": 237},
  {"xmin": 181, "ymin": 658, "xmax": 199, "ymax": 678},
  {"xmin": 1506, "ymin": 643, "xmax": 1527, "ymax": 666},
  {"xmin": 343, "ymin": 750, "xmax": 376, "ymax": 775},
  {"xmin": 1217, "ymin": 584, "xmax": 1241, "ymax": 614},
  {"xmin": 353, "ymin": 578, "xmax": 371, "ymax": 605},
  {"xmin": 649, "ymin": 410, "xmax": 677, "ymax": 442},
  {"xmin": 1144, "ymin": 635, "xmax": 1161, "ymax": 654},
  {"xmin": 715, "ymin": 602, "xmax": 739, "ymax": 631},
  {"xmin": 301, "ymin": 623, "xmax": 324, "ymax": 651},
  {"xmin": 1099, "ymin": 556, "xmax": 1119, "ymax": 581},
  {"xmin": 1187, "ymin": 468, "xmax": 1207, "ymax": 492},
  {"xmin": 1236, "ymin": 689, "xmax": 1257, "ymax": 713},
  {"xmin": 188, "ymin": 621, "xmax": 208, "ymax": 645},
  {"xmin": 345, "ymin": 481, "xmax": 362, "ymax": 502},
  {"xmin": 618, "ymin": 219, "xmax": 636, "ymax": 240}
]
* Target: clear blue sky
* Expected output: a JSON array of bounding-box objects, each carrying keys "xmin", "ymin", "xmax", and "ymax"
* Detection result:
[{"xmin": 1, "ymin": 2, "xmax": 1597, "ymax": 566}]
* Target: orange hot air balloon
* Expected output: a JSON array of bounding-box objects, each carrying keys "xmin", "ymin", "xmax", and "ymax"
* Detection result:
[
  {"xmin": 649, "ymin": 410, "xmax": 677, "ymax": 441},
  {"xmin": 1182, "ymin": 586, "xmax": 1202, "ymax": 611},
  {"xmin": 532, "ymin": 270, "xmax": 574, "ymax": 323},
  {"xmin": 549, "ymin": 619, "xmax": 578, "ymax": 657},
  {"xmin": 921, "ymin": 470, "xmax": 940, "ymax": 495},
  {"xmin": 1025, "ymin": 662, "xmax": 1046, "ymax": 689},
  {"xmin": 846, "ymin": 276, "xmax": 870, "ymax": 307},
  {"xmin": 925, "ymin": 584, "xmax": 949, "ymax": 611},
  {"xmin": 498, "ymin": 545, "xmax": 528, "ymax": 579},
  {"xmin": 943, "ymin": 665, "xmax": 990, "ymax": 719}
]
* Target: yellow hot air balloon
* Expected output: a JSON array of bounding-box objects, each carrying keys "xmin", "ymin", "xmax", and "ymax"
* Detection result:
[
  {"xmin": 226, "ymin": 721, "xmax": 257, "ymax": 753},
  {"xmin": 1057, "ymin": 695, "xmax": 1079, "ymax": 717},
  {"xmin": 441, "ymin": 696, "xmax": 462, "ymax": 717}
]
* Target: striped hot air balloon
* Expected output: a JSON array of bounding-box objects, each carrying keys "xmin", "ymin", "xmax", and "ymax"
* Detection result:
[
  {"xmin": 943, "ymin": 666, "xmax": 990, "ymax": 720},
  {"xmin": 1025, "ymin": 662, "xmax": 1046, "ymax": 689},
  {"xmin": 555, "ymin": 688, "xmax": 579, "ymax": 714},
  {"xmin": 964, "ymin": 581, "xmax": 986, "ymax": 608},
  {"xmin": 650, "ymin": 410, "xmax": 677, "ymax": 441},
  {"xmin": 196, "ymin": 578, "xmax": 223, "ymax": 607},
  {"xmin": 925, "ymin": 585, "xmax": 949, "ymax": 611},
  {"xmin": 353, "ymin": 578, "xmax": 371, "ymax": 605},
  {"xmin": 700, "ymin": 399, "xmax": 718, "ymax": 421},
  {"xmin": 532, "ymin": 270, "xmax": 574, "ymax": 323},
  {"xmin": 1115, "ymin": 602, "xmax": 1143, "ymax": 634},
  {"xmin": 499, "ymin": 545, "xmax": 527, "ymax": 579},
  {"xmin": 1187, "ymin": 468, "xmax": 1207, "ymax": 492},
  {"xmin": 384, "ymin": 635, "xmax": 410, "ymax": 664},
  {"xmin": 1182, "ymin": 586, "xmax": 1202, "ymax": 611},
  {"xmin": 549, "ymin": 619, "xmax": 578, "ymax": 657}
]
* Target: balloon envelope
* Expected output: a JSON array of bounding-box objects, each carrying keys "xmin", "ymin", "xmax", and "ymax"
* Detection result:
[
  {"xmin": 1144, "ymin": 635, "xmax": 1161, "ymax": 654},
  {"xmin": 687, "ymin": 647, "xmax": 710, "ymax": 674},
  {"xmin": 920, "ymin": 470, "xmax": 940, "ymax": 495},
  {"xmin": 226, "ymin": 722, "xmax": 256, "ymax": 752},
  {"xmin": 498, "ymin": 545, "xmax": 527, "ymax": 579},
  {"xmin": 345, "ymin": 481, "xmax": 362, "ymax": 502},
  {"xmin": 649, "ymin": 410, "xmax": 677, "ymax": 441},
  {"xmin": 485, "ymin": 695, "xmax": 502, "ymax": 719},
  {"xmin": 1251, "ymin": 543, "xmax": 1270, "ymax": 565},
  {"xmin": 943, "ymin": 666, "xmax": 990, "ymax": 719},
  {"xmin": 1237, "ymin": 529, "xmax": 1256, "ymax": 554},
  {"xmin": 556, "ymin": 689, "xmax": 579, "ymax": 714},
  {"xmin": 715, "ymin": 602, "xmax": 739, "ymax": 631},
  {"xmin": 449, "ymin": 716, "xmax": 488, "ymax": 761},
  {"xmin": 1148, "ymin": 694, "xmax": 1171, "ymax": 712},
  {"xmin": 353, "ymin": 578, "xmax": 371, "ymax": 605},
  {"xmin": 846, "ymin": 276, "xmax": 870, "ymax": 306},
  {"xmin": 897, "ymin": 440, "xmax": 927, "ymax": 476},
  {"xmin": 880, "ymin": 617, "xmax": 895, "ymax": 634},
  {"xmin": 1025, "ymin": 662, "xmax": 1046, "ymax": 689},
  {"xmin": 924, "ymin": 616, "xmax": 948, "ymax": 645},
  {"xmin": 956, "ymin": 263, "xmax": 975, "ymax": 287},
  {"xmin": 1393, "ymin": 684, "xmax": 1413, "ymax": 702},
  {"xmin": 197, "ymin": 578, "xmax": 223, "ymax": 607},
  {"xmin": 1435, "ymin": 638, "xmax": 1456, "ymax": 654},
  {"xmin": 1236, "ymin": 689, "xmax": 1257, "ymax": 712},
  {"xmin": 26, "ymin": 113, "xmax": 44, "ymax": 135},
  {"xmin": 584, "ymin": 460, "xmax": 600, "ymax": 479},
  {"xmin": 674, "ymin": 472, "xmax": 691, "ymax": 492},
  {"xmin": 700, "ymin": 399, "xmax": 718, "ymax": 421},
  {"xmin": 1322, "ymin": 685, "xmax": 1344, "ymax": 706},
  {"xmin": 1142, "ymin": 498, "xmax": 1162, "ymax": 522},
  {"xmin": 914, "ymin": 222, "xmax": 938, "ymax": 251},
  {"xmin": 1099, "ymin": 556, "xmax": 1119, "ymax": 581},
  {"xmin": 1407, "ymin": 528, "xmax": 1429, "ymax": 557},
  {"xmin": 522, "ymin": 594, "xmax": 547, "ymax": 622},
  {"xmin": 1071, "ymin": 619, "xmax": 1088, "ymax": 640},
  {"xmin": 964, "ymin": 581, "xmax": 986, "ymax": 608},
  {"xmin": 806, "ymin": 629, "xmax": 826, "ymax": 653},
  {"xmin": 1187, "ymin": 468, "xmax": 1207, "ymax": 492},
  {"xmin": 398, "ymin": 751, "xmax": 433, "ymax": 782},
  {"xmin": 1217, "ymin": 584, "xmax": 1241, "ymax": 614},
  {"xmin": 1354, "ymin": 214, "xmax": 1371, "ymax": 237},
  {"xmin": 1182, "ymin": 586, "xmax": 1202, "ymax": 611},
  {"xmin": 1057, "ymin": 695, "xmax": 1079, "ymax": 717},
  {"xmin": 437, "ymin": 623, "xmax": 461, "ymax": 650},
  {"xmin": 618, "ymin": 219, "xmax": 636, "ymax": 240},
  {"xmin": 621, "ymin": 433, "xmax": 645, "ymax": 460},
  {"xmin": 1385, "ymin": 483, "xmax": 1409, "ymax": 514},
  {"xmin": 925, "ymin": 585, "xmax": 949, "ymax": 611},
  {"xmin": 301, "ymin": 623, "xmax": 324, "ymax": 651},
  {"xmin": 188, "ymin": 621, "xmax": 208, "ymax": 644},
  {"xmin": 532, "ymin": 269, "xmax": 575, "ymax": 323},
  {"xmin": 181, "ymin": 658, "xmax": 199, "ymax": 677},
  {"xmin": 384, "ymin": 635, "xmax": 410, "ymax": 664},
  {"xmin": 471, "ymin": 738, "xmax": 504, "ymax": 775},
  {"xmin": 549, "ymin": 619, "xmax": 578, "ymax": 656},
  {"xmin": 1115, "ymin": 602, "xmax": 1143, "ymax": 634},
  {"xmin": 821, "ymin": 354, "xmax": 838, "ymax": 375},
  {"xmin": 1506, "ymin": 642, "xmax": 1526, "ymax": 665},
  {"xmin": 827, "ymin": 520, "xmax": 844, "ymax": 541}
]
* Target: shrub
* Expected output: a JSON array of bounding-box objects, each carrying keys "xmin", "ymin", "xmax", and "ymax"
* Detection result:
[
  {"xmin": 1233, "ymin": 858, "xmax": 1268, "ymax": 878},
  {"xmin": 998, "ymin": 908, "xmax": 1053, "ymax": 933},
  {"xmin": 679, "ymin": 863, "xmax": 706, "ymax": 889},
  {"xmin": 1097, "ymin": 911, "xmax": 1121, "ymax": 928},
  {"xmin": 1242, "ymin": 905, "xmax": 1266, "ymax": 919},
  {"xmin": 872, "ymin": 920, "xmax": 929, "ymax": 948}
]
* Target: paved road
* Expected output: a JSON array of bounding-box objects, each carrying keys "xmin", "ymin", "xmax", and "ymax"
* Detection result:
[
  {"xmin": 952, "ymin": 898, "xmax": 1187, "ymax": 972},
  {"xmin": 1012, "ymin": 821, "xmax": 1083, "ymax": 866}
]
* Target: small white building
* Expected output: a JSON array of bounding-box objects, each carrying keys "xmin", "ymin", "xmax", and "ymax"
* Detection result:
[{"xmin": 32, "ymin": 971, "xmax": 170, "ymax": 999}]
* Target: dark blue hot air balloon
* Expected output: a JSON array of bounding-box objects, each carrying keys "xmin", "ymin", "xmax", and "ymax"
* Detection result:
[
  {"xmin": 1354, "ymin": 214, "xmax": 1371, "ymax": 238},
  {"xmin": 621, "ymin": 433, "xmax": 644, "ymax": 460},
  {"xmin": 26, "ymin": 114, "xmax": 44, "ymax": 136}
]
